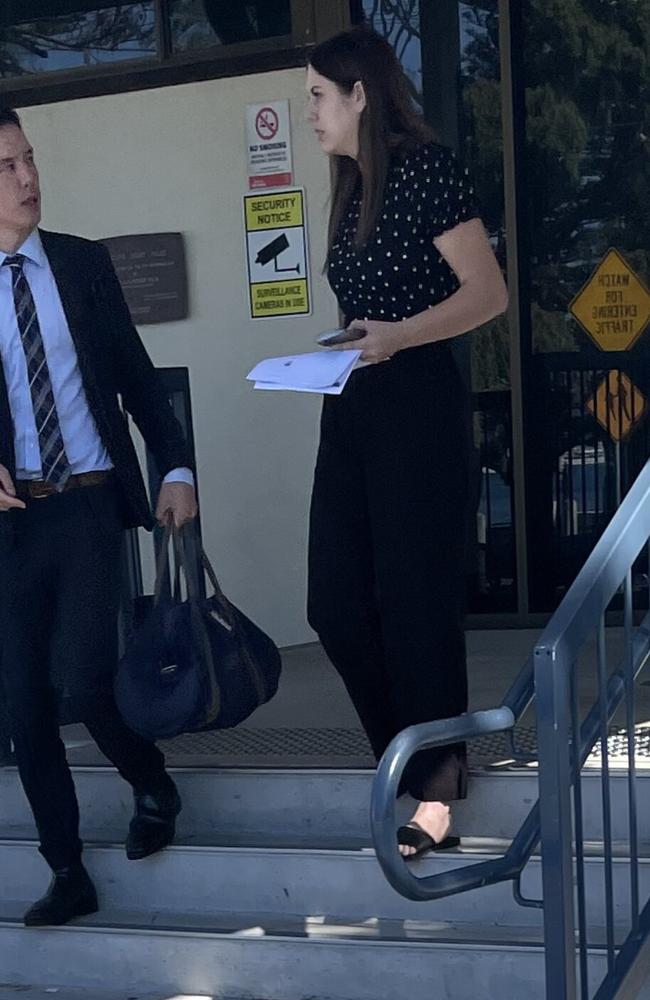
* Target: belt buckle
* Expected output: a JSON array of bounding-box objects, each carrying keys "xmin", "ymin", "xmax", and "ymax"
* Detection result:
[{"xmin": 30, "ymin": 480, "xmax": 54, "ymax": 499}]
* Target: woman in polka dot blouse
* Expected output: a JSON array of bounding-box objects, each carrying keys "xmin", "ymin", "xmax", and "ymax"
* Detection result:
[{"xmin": 305, "ymin": 26, "xmax": 508, "ymax": 859}]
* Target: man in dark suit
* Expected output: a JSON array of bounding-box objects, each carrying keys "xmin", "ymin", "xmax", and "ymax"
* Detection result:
[
  {"xmin": 0, "ymin": 108, "xmax": 198, "ymax": 927},
  {"xmin": 0, "ymin": 690, "xmax": 13, "ymax": 766}
]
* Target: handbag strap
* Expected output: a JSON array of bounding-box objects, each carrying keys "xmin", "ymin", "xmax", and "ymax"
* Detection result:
[
  {"xmin": 161, "ymin": 523, "xmax": 264, "ymax": 713},
  {"xmin": 200, "ymin": 546, "xmax": 226, "ymax": 603},
  {"xmin": 176, "ymin": 524, "xmax": 204, "ymax": 603},
  {"xmin": 200, "ymin": 545, "xmax": 236, "ymax": 628},
  {"xmin": 171, "ymin": 529, "xmax": 184, "ymax": 603},
  {"xmin": 153, "ymin": 515, "xmax": 174, "ymax": 606},
  {"xmin": 153, "ymin": 519, "xmax": 234, "ymax": 630},
  {"xmin": 153, "ymin": 514, "xmax": 201, "ymax": 605},
  {"xmin": 178, "ymin": 525, "xmax": 236, "ymax": 629},
  {"xmin": 201, "ymin": 541, "xmax": 266, "ymax": 702}
]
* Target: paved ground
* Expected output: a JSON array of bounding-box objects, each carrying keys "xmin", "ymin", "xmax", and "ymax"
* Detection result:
[{"xmin": 56, "ymin": 628, "xmax": 650, "ymax": 770}]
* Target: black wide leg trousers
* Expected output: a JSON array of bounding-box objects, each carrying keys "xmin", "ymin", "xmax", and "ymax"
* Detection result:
[
  {"xmin": 0, "ymin": 481, "xmax": 169, "ymax": 870},
  {"xmin": 307, "ymin": 344, "xmax": 470, "ymax": 802}
]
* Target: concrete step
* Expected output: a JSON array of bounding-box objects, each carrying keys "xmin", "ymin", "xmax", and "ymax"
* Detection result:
[
  {"xmin": 2, "ymin": 765, "xmax": 648, "ymax": 1000},
  {"xmin": 0, "ymin": 991, "xmax": 211, "ymax": 1000},
  {"xmin": 2, "ymin": 901, "xmax": 648, "ymax": 1000},
  {"xmin": 1, "ymin": 835, "xmax": 647, "ymax": 929},
  {"xmin": 1, "ymin": 765, "xmax": 648, "ymax": 843}
]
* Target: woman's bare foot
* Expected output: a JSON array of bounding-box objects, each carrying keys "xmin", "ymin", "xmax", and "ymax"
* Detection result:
[{"xmin": 398, "ymin": 801, "xmax": 451, "ymax": 857}]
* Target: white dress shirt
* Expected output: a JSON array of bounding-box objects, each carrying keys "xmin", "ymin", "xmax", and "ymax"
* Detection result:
[{"xmin": 0, "ymin": 230, "xmax": 192, "ymax": 487}]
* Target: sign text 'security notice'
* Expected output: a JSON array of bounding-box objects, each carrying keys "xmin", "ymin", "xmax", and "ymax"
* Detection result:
[{"xmin": 243, "ymin": 189, "xmax": 311, "ymax": 320}]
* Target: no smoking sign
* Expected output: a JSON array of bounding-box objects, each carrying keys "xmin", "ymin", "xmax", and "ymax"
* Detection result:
[
  {"xmin": 246, "ymin": 99, "xmax": 293, "ymax": 190},
  {"xmin": 255, "ymin": 106, "xmax": 279, "ymax": 141}
]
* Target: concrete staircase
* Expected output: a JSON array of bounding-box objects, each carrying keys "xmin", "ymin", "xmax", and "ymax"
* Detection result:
[{"xmin": 0, "ymin": 765, "xmax": 649, "ymax": 1000}]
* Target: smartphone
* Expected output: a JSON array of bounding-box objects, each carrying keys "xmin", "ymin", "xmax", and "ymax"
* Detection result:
[{"xmin": 317, "ymin": 327, "xmax": 366, "ymax": 346}]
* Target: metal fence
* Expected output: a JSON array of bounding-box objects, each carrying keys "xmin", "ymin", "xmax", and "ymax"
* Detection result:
[
  {"xmin": 472, "ymin": 387, "xmax": 517, "ymax": 613},
  {"xmin": 371, "ymin": 457, "xmax": 650, "ymax": 998},
  {"xmin": 530, "ymin": 354, "xmax": 650, "ymax": 610}
]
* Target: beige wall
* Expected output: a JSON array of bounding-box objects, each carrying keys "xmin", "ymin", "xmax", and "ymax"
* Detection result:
[{"xmin": 21, "ymin": 68, "xmax": 338, "ymax": 646}]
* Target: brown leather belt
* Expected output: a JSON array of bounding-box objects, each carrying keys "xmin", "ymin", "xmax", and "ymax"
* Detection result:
[{"xmin": 15, "ymin": 469, "xmax": 113, "ymax": 500}]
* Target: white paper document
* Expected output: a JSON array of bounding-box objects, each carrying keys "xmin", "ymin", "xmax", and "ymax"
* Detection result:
[{"xmin": 246, "ymin": 349, "xmax": 363, "ymax": 395}]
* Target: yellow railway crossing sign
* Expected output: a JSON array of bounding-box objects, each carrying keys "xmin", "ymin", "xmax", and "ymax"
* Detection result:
[
  {"xmin": 586, "ymin": 370, "xmax": 647, "ymax": 442},
  {"xmin": 569, "ymin": 248, "xmax": 650, "ymax": 351}
]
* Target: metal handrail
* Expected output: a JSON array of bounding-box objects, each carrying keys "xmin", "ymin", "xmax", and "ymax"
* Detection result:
[
  {"xmin": 371, "ymin": 459, "xmax": 650, "ymax": 953},
  {"xmin": 371, "ymin": 618, "xmax": 650, "ymax": 902}
]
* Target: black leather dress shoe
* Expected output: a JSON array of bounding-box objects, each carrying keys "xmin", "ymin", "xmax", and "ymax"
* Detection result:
[
  {"xmin": 125, "ymin": 780, "xmax": 182, "ymax": 860},
  {"xmin": 24, "ymin": 863, "xmax": 98, "ymax": 927}
]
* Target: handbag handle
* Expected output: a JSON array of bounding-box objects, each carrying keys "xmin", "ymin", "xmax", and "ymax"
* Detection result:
[
  {"xmin": 177, "ymin": 524, "xmax": 236, "ymax": 629},
  {"xmin": 153, "ymin": 513, "xmax": 201, "ymax": 605},
  {"xmin": 152, "ymin": 518, "xmax": 233, "ymax": 628},
  {"xmin": 200, "ymin": 547, "xmax": 227, "ymax": 605},
  {"xmin": 175, "ymin": 524, "xmax": 203, "ymax": 603},
  {"xmin": 153, "ymin": 515, "xmax": 175, "ymax": 606}
]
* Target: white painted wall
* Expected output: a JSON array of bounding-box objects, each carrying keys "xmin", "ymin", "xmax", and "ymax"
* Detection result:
[{"xmin": 20, "ymin": 69, "xmax": 339, "ymax": 646}]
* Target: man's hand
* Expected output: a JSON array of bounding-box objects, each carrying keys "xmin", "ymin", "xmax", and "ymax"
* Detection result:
[
  {"xmin": 155, "ymin": 481, "xmax": 198, "ymax": 529},
  {"xmin": 329, "ymin": 318, "xmax": 406, "ymax": 364},
  {"xmin": 0, "ymin": 464, "xmax": 26, "ymax": 512}
]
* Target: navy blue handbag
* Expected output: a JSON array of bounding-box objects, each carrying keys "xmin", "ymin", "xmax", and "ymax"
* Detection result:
[{"xmin": 114, "ymin": 522, "xmax": 281, "ymax": 741}]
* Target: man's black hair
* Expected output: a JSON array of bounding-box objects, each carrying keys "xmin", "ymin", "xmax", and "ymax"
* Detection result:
[{"xmin": 0, "ymin": 109, "xmax": 21, "ymax": 130}]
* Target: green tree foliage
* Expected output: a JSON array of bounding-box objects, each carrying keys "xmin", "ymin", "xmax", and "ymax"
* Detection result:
[
  {"xmin": 461, "ymin": 0, "xmax": 649, "ymax": 382},
  {"xmin": 356, "ymin": 0, "xmax": 424, "ymax": 107},
  {"xmin": 471, "ymin": 314, "xmax": 510, "ymax": 390},
  {"xmin": 0, "ymin": 1, "xmax": 292, "ymax": 74}
]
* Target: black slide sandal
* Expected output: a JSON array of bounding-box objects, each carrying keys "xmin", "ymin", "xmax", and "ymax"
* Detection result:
[{"xmin": 397, "ymin": 821, "xmax": 461, "ymax": 860}]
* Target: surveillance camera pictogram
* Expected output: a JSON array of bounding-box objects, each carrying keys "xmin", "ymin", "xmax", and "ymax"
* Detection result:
[{"xmin": 255, "ymin": 233, "xmax": 301, "ymax": 274}]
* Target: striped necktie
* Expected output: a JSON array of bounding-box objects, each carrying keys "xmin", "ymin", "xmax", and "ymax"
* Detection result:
[{"xmin": 3, "ymin": 253, "xmax": 71, "ymax": 490}]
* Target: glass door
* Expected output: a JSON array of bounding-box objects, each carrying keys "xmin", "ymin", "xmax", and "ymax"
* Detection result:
[
  {"xmin": 352, "ymin": 0, "xmax": 650, "ymax": 620},
  {"xmin": 352, "ymin": 0, "xmax": 517, "ymax": 615},
  {"xmin": 513, "ymin": 0, "xmax": 650, "ymax": 611}
]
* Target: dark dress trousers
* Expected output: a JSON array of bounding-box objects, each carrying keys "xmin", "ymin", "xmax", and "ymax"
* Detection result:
[{"xmin": 0, "ymin": 230, "xmax": 192, "ymax": 870}]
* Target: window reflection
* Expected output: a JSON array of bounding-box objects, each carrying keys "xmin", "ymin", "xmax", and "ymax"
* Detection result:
[
  {"xmin": 522, "ymin": 0, "xmax": 650, "ymax": 355},
  {"xmin": 458, "ymin": 1, "xmax": 509, "ymax": 394},
  {"xmin": 456, "ymin": 2, "xmax": 514, "ymax": 614},
  {"xmin": 0, "ymin": 3, "xmax": 156, "ymax": 77},
  {"xmin": 354, "ymin": 2, "xmax": 509, "ymax": 392},
  {"xmin": 475, "ymin": 395, "xmax": 516, "ymax": 609},
  {"xmin": 170, "ymin": 0, "xmax": 292, "ymax": 52},
  {"xmin": 351, "ymin": 1, "xmax": 515, "ymax": 613},
  {"xmin": 353, "ymin": 0, "xmax": 423, "ymax": 108}
]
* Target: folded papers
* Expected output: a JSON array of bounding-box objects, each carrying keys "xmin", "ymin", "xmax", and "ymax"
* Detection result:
[{"xmin": 246, "ymin": 349, "xmax": 363, "ymax": 395}]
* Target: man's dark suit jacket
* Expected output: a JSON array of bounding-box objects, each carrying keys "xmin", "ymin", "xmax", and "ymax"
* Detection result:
[{"xmin": 0, "ymin": 229, "xmax": 192, "ymax": 532}]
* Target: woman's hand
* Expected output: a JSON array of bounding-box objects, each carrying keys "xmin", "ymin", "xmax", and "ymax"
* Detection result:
[{"xmin": 330, "ymin": 318, "xmax": 406, "ymax": 364}]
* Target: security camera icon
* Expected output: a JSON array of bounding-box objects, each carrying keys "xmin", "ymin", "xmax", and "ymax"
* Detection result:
[{"xmin": 255, "ymin": 233, "xmax": 301, "ymax": 274}]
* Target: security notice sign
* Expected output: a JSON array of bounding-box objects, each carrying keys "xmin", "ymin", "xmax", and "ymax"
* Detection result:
[
  {"xmin": 246, "ymin": 100, "xmax": 293, "ymax": 190},
  {"xmin": 569, "ymin": 248, "xmax": 650, "ymax": 351},
  {"xmin": 244, "ymin": 188, "xmax": 311, "ymax": 320}
]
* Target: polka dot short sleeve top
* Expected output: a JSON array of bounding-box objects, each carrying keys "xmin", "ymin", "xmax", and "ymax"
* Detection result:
[{"xmin": 327, "ymin": 142, "xmax": 480, "ymax": 324}]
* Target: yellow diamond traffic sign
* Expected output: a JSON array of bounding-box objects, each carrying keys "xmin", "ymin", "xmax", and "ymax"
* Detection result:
[
  {"xmin": 569, "ymin": 248, "xmax": 650, "ymax": 351},
  {"xmin": 586, "ymin": 370, "xmax": 647, "ymax": 442}
]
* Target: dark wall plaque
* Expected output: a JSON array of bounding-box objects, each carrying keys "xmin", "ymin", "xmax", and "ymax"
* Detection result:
[{"xmin": 101, "ymin": 232, "xmax": 188, "ymax": 325}]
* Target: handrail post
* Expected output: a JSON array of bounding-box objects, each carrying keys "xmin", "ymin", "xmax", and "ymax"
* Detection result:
[{"xmin": 535, "ymin": 639, "xmax": 578, "ymax": 1000}]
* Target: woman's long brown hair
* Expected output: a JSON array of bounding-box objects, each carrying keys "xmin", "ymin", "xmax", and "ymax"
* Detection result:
[{"xmin": 308, "ymin": 25, "xmax": 435, "ymax": 259}]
